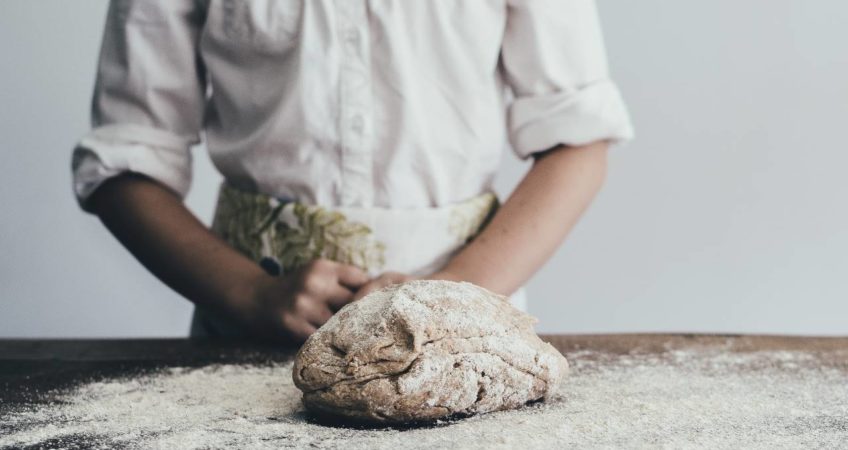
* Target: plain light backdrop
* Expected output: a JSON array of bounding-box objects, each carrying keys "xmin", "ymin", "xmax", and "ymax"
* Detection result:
[{"xmin": 2, "ymin": 1, "xmax": 847, "ymax": 337}]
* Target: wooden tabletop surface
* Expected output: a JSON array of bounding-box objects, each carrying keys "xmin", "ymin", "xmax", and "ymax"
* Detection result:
[
  {"xmin": 2, "ymin": 334, "xmax": 846, "ymax": 448},
  {"xmin": 0, "ymin": 334, "xmax": 848, "ymax": 365},
  {"xmin": 2, "ymin": 334, "xmax": 846, "ymax": 404},
  {"xmin": 2, "ymin": 334, "xmax": 847, "ymax": 361}
]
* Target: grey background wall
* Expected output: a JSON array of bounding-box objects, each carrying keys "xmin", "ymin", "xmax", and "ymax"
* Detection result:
[{"xmin": 1, "ymin": 1, "xmax": 846, "ymax": 337}]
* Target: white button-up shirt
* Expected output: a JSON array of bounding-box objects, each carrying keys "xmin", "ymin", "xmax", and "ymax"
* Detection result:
[{"xmin": 72, "ymin": 0, "xmax": 633, "ymax": 210}]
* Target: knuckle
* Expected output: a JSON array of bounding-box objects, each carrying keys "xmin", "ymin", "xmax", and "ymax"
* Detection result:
[
  {"xmin": 302, "ymin": 274, "xmax": 324, "ymax": 293},
  {"xmin": 292, "ymin": 294, "xmax": 311, "ymax": 311}
]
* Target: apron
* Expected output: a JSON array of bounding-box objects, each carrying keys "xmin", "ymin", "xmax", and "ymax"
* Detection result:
[{"xmin": 190, "ymin": 183, "xmax": 528, "ymax": 337}]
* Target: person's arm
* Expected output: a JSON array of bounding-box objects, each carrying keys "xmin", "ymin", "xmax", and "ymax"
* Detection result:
[
  {"xmin": 89, "ymin": 174, "xmax": 368, "ymax": 342},
  {"xmin": 74, "ymin": 2, "xmax": 368, "ymax": 342},
  {"xmin": 431, "ymin": 141, "xmax": 608, "ymax": 295},
  {"xmin": 354, "ymin": 140, "xmax": 608, "ymax": 299},
  {"xmin": 426, "ymin": 0, "xmax": 630, "ymax": 296},
  {"xmin": 358, "ymin": 2, "xmax": 633, "ymax": 299}
]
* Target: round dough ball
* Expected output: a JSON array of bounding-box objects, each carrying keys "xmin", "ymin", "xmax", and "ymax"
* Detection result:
[{"xmin": 292, "ymin": 280, "xmax": 569, "ymax": 424}]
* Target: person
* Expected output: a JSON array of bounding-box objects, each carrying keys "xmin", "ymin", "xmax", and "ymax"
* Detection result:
[{"xmin": 72, "ymin": 0, "xmax": 633, "ymax": 343}]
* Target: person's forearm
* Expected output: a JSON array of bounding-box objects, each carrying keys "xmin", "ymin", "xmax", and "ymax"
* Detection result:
[
  {"xmin": 435, "ymin": 141, "xmax": 609, "ymax": 296},
  {"xmin": 88, "ymin": 174, "xmax": 265, "ymax": 319}
]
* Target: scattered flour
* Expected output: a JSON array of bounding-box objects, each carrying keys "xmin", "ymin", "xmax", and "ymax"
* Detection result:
[{"xmin": 2, "ymin": 348, "xmax": 847, "ymax": 449}]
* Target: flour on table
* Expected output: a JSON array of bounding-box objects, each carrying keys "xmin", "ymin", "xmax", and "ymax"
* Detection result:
[{"xmin": 2, "ymin": 348, "xmax": 847, "ymax": 449}]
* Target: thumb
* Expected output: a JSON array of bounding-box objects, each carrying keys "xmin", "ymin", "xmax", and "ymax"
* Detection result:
[
  {"xmin": 336, "ymin": 264, "xmax": 370, "ymax": 289},
  {"xmin": 352, "ymin": 281, "xmax": 380, "ymax": 301}
]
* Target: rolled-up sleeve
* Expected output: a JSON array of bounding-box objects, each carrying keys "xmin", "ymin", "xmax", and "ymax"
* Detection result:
[
  {"xmin": 501, "ymin": 0, "xmax": 634, "ymax": 159},
  {"xmin": 72, "ymin": 0, "xmax": 206, "ymax": 211}
]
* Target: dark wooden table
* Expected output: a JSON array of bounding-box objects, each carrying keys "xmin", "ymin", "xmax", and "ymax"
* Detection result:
[
  {"xmin": 3, "ymin": 334, "xmax": 846, "ymax": 408},
  {"xmin": 2, "ymin": 334, "xmax": 847, "ymax": 448}
]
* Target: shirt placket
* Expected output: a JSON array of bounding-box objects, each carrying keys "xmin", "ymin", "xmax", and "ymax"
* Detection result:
[{"xmin": 336, "ymin": 1, "xmax": 373, "ymax": 207}]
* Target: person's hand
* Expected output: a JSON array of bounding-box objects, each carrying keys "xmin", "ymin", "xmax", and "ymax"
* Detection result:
[
  {"xmin": 352, "ymin": 271, "xmax": 415, "ymax": 301},
  {"xmin": 241, "ymin": 259, "xmax": 369, "ymax": 343},
  {"xmin": 426, "ymin": 270, "xmax": 463, "ymax": 283},
  {"xmin": 351, "ymin": 269, "xmax": 471, "ymax": 301}
]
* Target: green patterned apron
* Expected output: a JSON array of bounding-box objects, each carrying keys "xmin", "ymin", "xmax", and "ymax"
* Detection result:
[{"xmin": 190, "ymin": 183, "xmax": 526, "ymax": 337}]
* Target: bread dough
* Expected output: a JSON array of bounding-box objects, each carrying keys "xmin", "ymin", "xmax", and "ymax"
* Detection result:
[{"xmin": 292, "ymin": 280, "xmax": 569, "ymax": 423}]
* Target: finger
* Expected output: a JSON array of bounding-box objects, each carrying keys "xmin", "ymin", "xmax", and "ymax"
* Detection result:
[
  {"xmin": 352, "ymin": 281, "xmax": 381, "ymax": 302},
  {"xmin": 282, "ymin": 314, "xmax": 318, "ymax": 343},
  {"xmin": 302, "ymin": 304, "xmax": 334, "ymax": 328},
  {"xmin": 335, "ymin": 264, "xmax": 370, "ymax": 289},
  {"xmin": 352, "ymin": 275, "xmax": 403, "ymax": 301},
  {"xmin": 385, "ymin": 272, "xmax": 413, "ymax": 285},
  {"xmin": 325, "ymin": 285, "xmax": 356, "ymax": 310},
  {"xmin": 291, "ymin": 292, "xmax": 335, "ymax": 322}
]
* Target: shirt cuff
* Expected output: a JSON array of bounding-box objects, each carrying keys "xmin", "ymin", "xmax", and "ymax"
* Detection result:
[
  {"xmin": 507, "ymin": 79, "xmax": 635, "ymax": 159},
  {"xmin": 71, "ymin": 124, "xmax": 194, "ymax": 212}
]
